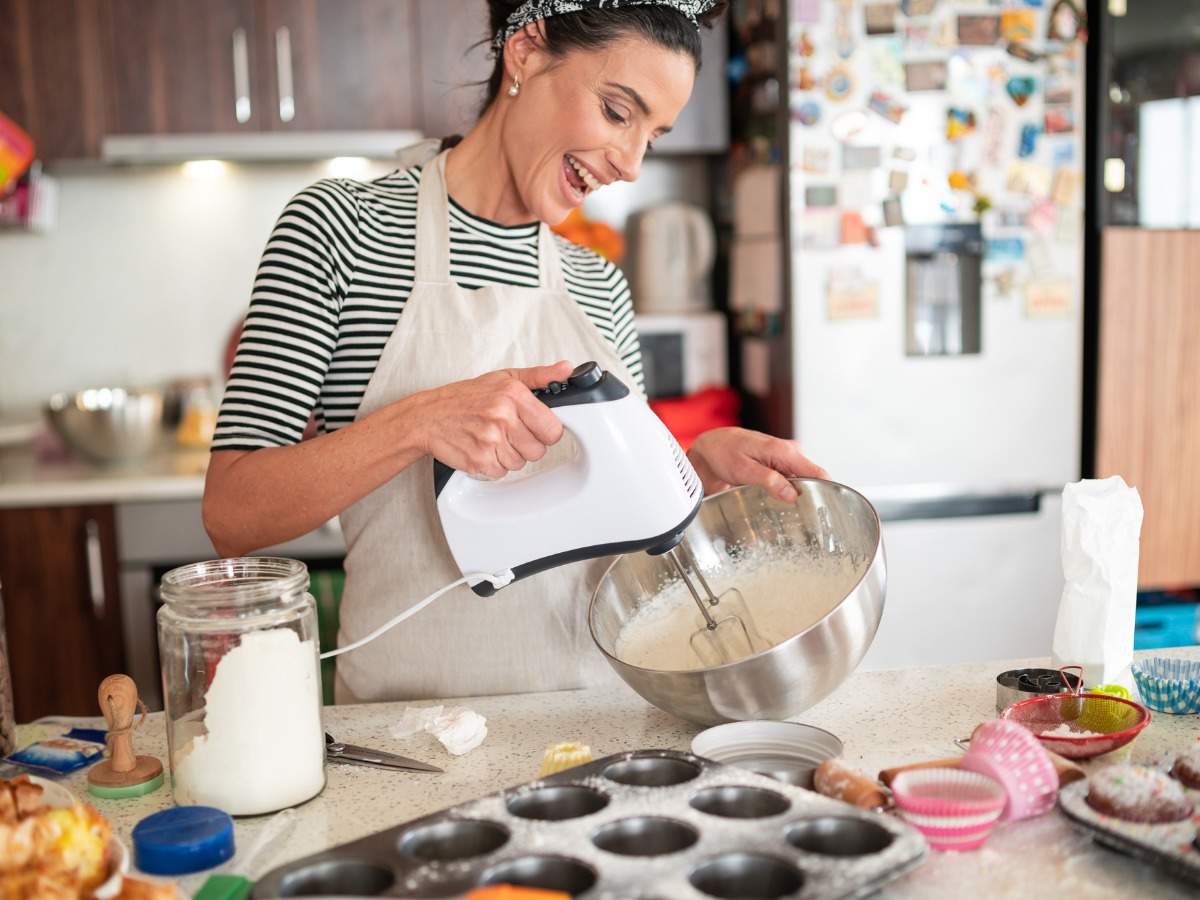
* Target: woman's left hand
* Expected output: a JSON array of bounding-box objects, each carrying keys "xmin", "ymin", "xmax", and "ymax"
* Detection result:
[{"xmin": 687, "ymin": 427, "xmax": 828, "ymax": 503}]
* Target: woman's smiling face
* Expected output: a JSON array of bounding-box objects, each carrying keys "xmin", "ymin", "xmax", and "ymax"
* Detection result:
[{"xmin": 500, "ymin": 34, "xmax": 696, "ymax": 225}]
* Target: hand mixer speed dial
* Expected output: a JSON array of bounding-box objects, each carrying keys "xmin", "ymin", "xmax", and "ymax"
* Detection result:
[{"xmin": 433, "ymin": 363, "xmax": 704, "ymax": 596}]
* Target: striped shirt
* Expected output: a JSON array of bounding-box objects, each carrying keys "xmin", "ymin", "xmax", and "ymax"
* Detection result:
[{"xmin": 213, "ymin": 165, "xmax": 643, "ymax": 451}]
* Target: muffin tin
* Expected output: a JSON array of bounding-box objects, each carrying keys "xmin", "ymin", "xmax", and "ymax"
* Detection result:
[
  {"xmin": 1058, "ymin": 778, "xmax": 1200, "ymax": 887},
  {"xmin": 251, "ymin": 750, "xmax": 927, "ymax": 898}
]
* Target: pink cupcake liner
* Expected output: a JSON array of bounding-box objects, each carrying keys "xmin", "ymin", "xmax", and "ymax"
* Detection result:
[
  {"xmin": 892, "ymin": 769, "xmax": 1007, "ymax": 852},
  {"xmin": 962, "ymin": 719, "xmax": 1059, "ymax": 821}
]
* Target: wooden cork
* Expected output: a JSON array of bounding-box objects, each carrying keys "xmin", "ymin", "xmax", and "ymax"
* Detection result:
[{"xmin": 87, "ymin": 674, "xmax": 163, "ymax": 790}]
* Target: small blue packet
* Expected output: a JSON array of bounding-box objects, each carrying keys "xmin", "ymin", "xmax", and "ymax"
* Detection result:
[{"xmin": 5, "ymin": 728, "xmax": 107, "ymax": 774}]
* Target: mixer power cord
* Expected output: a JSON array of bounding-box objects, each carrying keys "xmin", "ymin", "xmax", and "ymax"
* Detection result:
[{"xmin": 319, "ymin": 570, "xmax": 515, "ymax": 660}]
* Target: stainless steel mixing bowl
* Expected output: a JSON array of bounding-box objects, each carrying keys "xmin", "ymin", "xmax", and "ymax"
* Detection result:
[
  {"xmin": 589, "ymin": 478, "xmax": 885, "ymax": 726},
  {"xmin": 45, "ymin": 387, "xmax": 165, "ymax": 462}
]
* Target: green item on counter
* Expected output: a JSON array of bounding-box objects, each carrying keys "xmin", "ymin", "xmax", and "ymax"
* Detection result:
[
  {"xmin": 194, "ymin": 874, "xmax": 252, "ymax": 900},
  {"xmin": 88, "ymin": 770, "xmax": 165, "ymax": 799}
]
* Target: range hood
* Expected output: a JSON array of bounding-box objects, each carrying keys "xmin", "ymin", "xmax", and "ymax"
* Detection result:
[{"xmin": 101, "ymin": 130, "xmax": 424, "ymax": 164}]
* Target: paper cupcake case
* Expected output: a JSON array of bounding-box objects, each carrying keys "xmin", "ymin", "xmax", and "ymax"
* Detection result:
[{"xmin": 1058, "ymin": 778, "xmax": 1200, "ymax": 887}]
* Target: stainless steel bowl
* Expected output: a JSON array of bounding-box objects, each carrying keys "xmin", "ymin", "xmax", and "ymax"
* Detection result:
[
  {"xmin": 589, "ymin": 479, "xmax": 885, "ymax": 726},
  {"xmin": 45, "ymin": 387, "xmax": 165, "ymax": 463}
]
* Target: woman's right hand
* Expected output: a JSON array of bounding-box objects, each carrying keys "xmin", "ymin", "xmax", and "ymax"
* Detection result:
[{"xmin": 406, "ymin": 361, "xmax": 575, "ymax": 478}]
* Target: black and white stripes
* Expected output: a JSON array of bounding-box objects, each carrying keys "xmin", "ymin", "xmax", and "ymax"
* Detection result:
[{"xmin": 214, "ymin": 165, "xmax": 643, "ymax": 451}]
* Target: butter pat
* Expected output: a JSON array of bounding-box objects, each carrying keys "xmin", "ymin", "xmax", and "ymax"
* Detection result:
[{"xmin": 429, "ymin": 707, "xmax": 487, "ymax": 756}]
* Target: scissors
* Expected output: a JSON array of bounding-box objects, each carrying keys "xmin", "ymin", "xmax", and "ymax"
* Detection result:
[{"xmin": 325, "ymin": 733, "xmax": 443, "ymax": 773}]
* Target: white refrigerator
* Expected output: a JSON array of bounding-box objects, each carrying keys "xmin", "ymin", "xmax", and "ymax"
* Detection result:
[{"xmin": 783, "ymin": 0, "xmax": 1086, "ymax": 667}]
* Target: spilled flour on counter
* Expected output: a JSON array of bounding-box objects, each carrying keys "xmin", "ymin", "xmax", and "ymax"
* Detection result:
[{"xmin": 614, "ymin": 556, "xmax": 863, "ymax": 671}]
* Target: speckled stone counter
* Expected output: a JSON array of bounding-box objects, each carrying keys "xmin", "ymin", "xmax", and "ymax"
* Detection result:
[{"xmin": 19, "ymin": 647, "xmax": 1200, "ymax": 898}]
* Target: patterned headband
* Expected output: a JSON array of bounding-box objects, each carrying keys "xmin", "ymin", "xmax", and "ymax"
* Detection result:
[{"xmin": 492, "ymin": 0, "xmax": 720, "ymax": 53}]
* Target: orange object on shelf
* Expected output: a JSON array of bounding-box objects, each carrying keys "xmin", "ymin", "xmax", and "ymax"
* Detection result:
[
  {"xmin": 649, "ymin": 386, "xmax": 741, "ymax": 452},
  {"xmin": 0, "ymin": 112, "xmax": 34, "ymax": 195},
  {"xmin": 551, "ymin": 208, "xmax": 625, "ymax": 262}
]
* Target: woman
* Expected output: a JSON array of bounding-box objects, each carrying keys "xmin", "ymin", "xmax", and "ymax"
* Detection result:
[{"xmin": 204, "ymin": 0, "xmax": 826, "ymax": 703}]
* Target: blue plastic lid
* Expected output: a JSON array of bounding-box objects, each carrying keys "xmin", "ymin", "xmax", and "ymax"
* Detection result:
[{"xmin": 132, "ymin": 806, "xmax": 236, "ymax": 876}]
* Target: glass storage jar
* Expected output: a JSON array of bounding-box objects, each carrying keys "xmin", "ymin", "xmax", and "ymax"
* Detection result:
[{"xmin": 158, "ymin": 557, "xmax": 325, "ymax": 815}]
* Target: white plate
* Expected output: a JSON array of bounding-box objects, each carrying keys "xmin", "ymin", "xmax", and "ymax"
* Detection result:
[{"xmin": 691, "ymin": 720, "xmax": 844, "ymax": 786}]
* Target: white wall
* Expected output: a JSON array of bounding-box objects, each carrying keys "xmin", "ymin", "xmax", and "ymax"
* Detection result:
[{"xmin": 0, "ymin": 157, "xmax": 709, "ymax": 415}]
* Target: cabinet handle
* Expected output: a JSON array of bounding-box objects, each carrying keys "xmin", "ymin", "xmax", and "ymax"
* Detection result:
[
  {"xmin": 275, "ymin": 27, "xmax": 295, "ymax": 123},
  {"xmin": 232, "ymin": 27, "xmax": 252, "ymax": 124},
  {"xmin": 84, "ymin": 519, "xmax": 106, "ymax": 621}
]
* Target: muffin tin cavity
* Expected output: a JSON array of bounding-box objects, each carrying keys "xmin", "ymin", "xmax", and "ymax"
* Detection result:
[
  {"xmin": 689, "ymin": 853, "xmax": 805, "ymax": 899},
  {"xmin": 786, "ymin": 817, "xmax": 895, "ymax": 857},
  {"xmin": 276, "ymin": 859, "xmax": 394, "ymax": 896},
  {"xmin": 507, "ymin": 784, "xmax": 610, "ymax": 821},
  {"xmin": 592, "ymin": 816, "xmax": 700, "ymax": 857},
  {"xmin": 604, "ymin": 755, "xmax": 701, "ymax": 787},
  {"xmin": 690, "ymin": 785, "xmax": 792, "ymax": 819},
  {"xmin": 478, "ymin": 855, "xmax": 598, "ymax": 894},
  {"xmin": 399, "ymin": 819, "xmax": 509, "ymax": 861}
]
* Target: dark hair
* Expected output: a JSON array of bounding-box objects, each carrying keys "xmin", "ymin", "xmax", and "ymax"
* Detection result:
[{"xmin": 482, "ymin": 1, "xmax": 728, "ymax": 111}]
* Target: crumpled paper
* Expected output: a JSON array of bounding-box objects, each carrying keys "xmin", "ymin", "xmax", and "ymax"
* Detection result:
[
  {"xmin": 1051, "ymin": 476, "xmax": 1144, "ymax": 688},
  {"xmin": 390, "ymin": 705, "xmax": 488, "ymax": 756}
]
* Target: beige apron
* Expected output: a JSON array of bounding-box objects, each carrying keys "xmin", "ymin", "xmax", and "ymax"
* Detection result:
[{"xmin": 335, "ymin": 150, "xmax": 636, "ymax": 703}]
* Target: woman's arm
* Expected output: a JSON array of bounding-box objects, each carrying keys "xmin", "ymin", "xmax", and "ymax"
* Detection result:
[{"xmin": 204, "ymin": 363, "xmax": 573, "ymax": 557}]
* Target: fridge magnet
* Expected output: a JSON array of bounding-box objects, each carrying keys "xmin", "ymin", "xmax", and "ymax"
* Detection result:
[
  {"xmin": 1007, "ymin": 161, "xmax": 1052, "ymax": 198},
  {"xmin": 935, "ymin": 16, "xmax": 958, "ymax": 48},
  {"xmin": 948, "ymin": 170, "xmax": 974, "ymax": 191},
  {"xmin": 1000, "ymin": 10, "xmax": 1037, "ymax": 43},
  {"xmin": 790, "ymin": 0, "xmax": 822, "ymax": 25},
  {"xmin": 1028, "ymin": 198, "xmax": 1057, "ymax": 232},
  {"xmin": 1005, "ymin": 42, "xmax": 1043, "ymax": 63},
  {"xmin": 1047, "ymin": 0, "xmax": 1083, "ymax": 43},
  {"xmin": 957, "ymin": 14, "xmax": 1001, "ymax": 46},
  {"xmin": 892, "ymin": 145, "xmax": 918, "ymax": 162},
  {"xmin": 888, "ymin": 169, "xmax": 909, "ymax": 193},
  {"xmin": 903, "ymin": 20, "xmax": 934, "ymax": 51},
  {"xmin": 864, "ymin": 3, "xmax": 898, "ymax": 36},
  {"xmin": 792, "ymin": 99, "xmax": 822, "ymax": 126},
  {"xmin": 826, "ymin": 266, "xmax": 880, "ymax": 320},
  {"xmin": 830, "ymin": 109, "xmax": 870, "ymax": 142},
  {"xmin": 904, "ymin": 60, "xmax": 947, "ymax": 91},
  {"xmin": 867, "ymin": 90, "xmax": 907, "ymax": 124},
  {"xmin": 795, "ymin": 30, "xmax": 816, "ymax": 58},
  {"xmin": 805, "ymin": 184, "xmax": 839, "ymax": 208},
  {"xmin": 1006, "ymin": 76, "xmax": 1037, "ymax": 106},
  {"xmin": 882, "ymin": 196, "xmax": 905, "ymax": 226},
  {"xmin": 802, "ymin": 208, "xmax": 841, "ymax": 249},
  {"xmin": 1054, "ymin": 205, "xmax": 1080, "ymax": 244},
  {"xmin": 981, "ymin": 108, "xmax": 1007, "ymax": 169},
  {"xmin": 986, "ymin": 236, "xmax": 1025, "ymax": 263},
  {"xmin": 991, "ymin": 268, "xmax": 1018, "ymax": 298},
  {"xmin": 1024, "ymin": 279, "xmax": 1072, "ymax": 318},
  {"xmin": 973, "ymin": 193, "xmax": 993, "ymax": 215},
  {"xmin": 901, "ymin": 0, "xmax": 937, "ymax": 15},
  {"xmin": 824, "ymin": 65, "xmax": 856, "ymax": 102},
  {"xmin": 1017, "ymin": 123, "xmax": 1041, "ymax": 158},
  {"xmin": 946, "ymin": 107, "xmax": 977, "ymax": 141},
  {"xmin": 801, "ymin": 145, "xmax": 833, "ymax": 174},
  {"xmin": 991, "ymin": 206, "xmax": 1029, "ymax": 229},
  {"xmin": 1052, "ymin": 142, "xmax": 1076, "ymax": 166},
  {"xmin": 842, "ymin": 144, "xmax": 883, "ymax": 170},
  {"xmin": 839, "ymin": 211, "xmax": 871, "ymax": 245},
  {"xmin": 835, "ymin": 3, "xmax": 856, "ymax": 58},
  {"xmin": 1051, "ymin": 167, "xmax": 1082, "ymax": 206},
  {"xmin": 1043, "ymin": 103, "xmax": 1075, "ymax": 134},
  {"xmin": 869, "ymin": 39, "xmax": 905, "ymax": 88},
  {"xmin": 795, "ymin": 65, "xmax": 817, "ymax": 91}
]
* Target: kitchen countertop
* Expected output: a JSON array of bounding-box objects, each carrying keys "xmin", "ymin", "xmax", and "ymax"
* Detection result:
[
  {"xmin": 0, "ymin": 444, "xmax": 208, "ymax": 508},
  {"xmin": 18, "ymin": 646, "xmax": 1200, "ymax": 898}
]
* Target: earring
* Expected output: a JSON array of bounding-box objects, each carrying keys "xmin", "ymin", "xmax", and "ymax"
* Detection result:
[{"xmin": 508, "ymin": 78, "xmax": 520, "ymax": 97}]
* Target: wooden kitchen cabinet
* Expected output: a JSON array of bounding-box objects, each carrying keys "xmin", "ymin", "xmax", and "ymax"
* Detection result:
[
  {"xmin": 102, "ymin": 0, "xmax": 257, "ymax": 135},
  {"xmin": 0, "ymin": 0, "xmax": 108, "ymax": 159},
  {"xmin": 413, "ymin": 0, "xmax": 492, "ymax": 141},
  {"xmin": 254, "ymin": 0, "xmax": 420, "ymax": 132},
  {"xmin": 0, "ymin": 505, "xmax": 127, "ymax": 721}
]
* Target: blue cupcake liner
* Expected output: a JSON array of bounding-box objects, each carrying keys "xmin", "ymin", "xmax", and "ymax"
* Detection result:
[{"xmin": 1131, "ymin": 657, "xmax": 1200, "ymax": 715}]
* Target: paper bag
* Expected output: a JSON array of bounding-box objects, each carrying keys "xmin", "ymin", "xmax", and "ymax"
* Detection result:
[{"xmin": 1051, "ymin": 477, "xmax": 1144, "ymax": 688}]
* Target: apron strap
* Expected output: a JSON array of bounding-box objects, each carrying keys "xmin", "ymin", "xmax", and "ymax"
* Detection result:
[
  {"xmin": 416, "ymin": 149, "xmax": 566, "ymax": 292},
  {"xmin": 415, "ymin": 151, "xmax": 453, "ymax": 285}
]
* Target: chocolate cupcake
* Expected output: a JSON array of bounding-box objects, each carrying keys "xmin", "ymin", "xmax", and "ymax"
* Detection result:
[
  {"xmin": 1086, "ymin": 765, "xmax": 1194, "ymax": 824},
  {"xmin": 1171, "ymin": 745, "xmax": 1200, "ymax": 790}
]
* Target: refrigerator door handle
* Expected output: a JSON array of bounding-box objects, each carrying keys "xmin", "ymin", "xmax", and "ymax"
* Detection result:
[{"xmin": 866, "ymin": 486, "xmax": 1047, "ymax": 522}]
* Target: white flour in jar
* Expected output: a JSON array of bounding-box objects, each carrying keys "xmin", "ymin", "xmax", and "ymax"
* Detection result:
[
  {"xmin": 173, "ymin": 628, "xmax": 325, "ymax": 815},
  {"xmin": 614, "ymin": 556, "xmax": 863, "ymax": 671}
]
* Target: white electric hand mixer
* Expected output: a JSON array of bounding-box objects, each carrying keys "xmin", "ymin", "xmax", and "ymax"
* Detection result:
[{"xmin": 433, "ymin": 362, "xmax": 769, "ymax": 666}]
